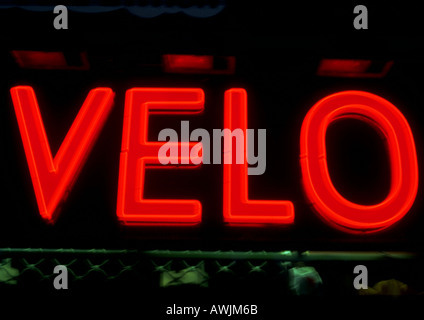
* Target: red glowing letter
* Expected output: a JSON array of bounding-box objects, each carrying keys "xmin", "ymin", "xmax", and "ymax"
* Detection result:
[
  {"xmin": 10, "ymin": 86, "xmax": 115, "ymax": 223},
  {"xmin": 117, "ymin": 88, "xmax": 204, "ymax": 225},
  {"xmin": 223, "ymin": 88, "xmax": 295, "ymax": 225},
  {"xmin": 300, "ymin": 91, "xmax": 418, "ymax": 233}
]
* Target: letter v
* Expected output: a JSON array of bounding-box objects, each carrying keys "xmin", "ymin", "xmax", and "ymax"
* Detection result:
[{"xmin": 10, "ymin": 86, "xmax": 115, "ymax": 224}]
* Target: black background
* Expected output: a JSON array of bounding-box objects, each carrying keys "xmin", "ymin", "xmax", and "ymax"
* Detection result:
[{"xmin": 1, "ymin": 1, "xmax": 424, "ymax": 252}]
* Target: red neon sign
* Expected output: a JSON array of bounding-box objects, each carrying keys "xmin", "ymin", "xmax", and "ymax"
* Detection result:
[
  {"xmin": 10, "ymin": 86, "xmax": 115, "ymax": 223},
  {"xmin": 300, "ymin": 91, "xmax": 418, "ymax": 233},
  {"xmin": 162, "ymin": 54, "xmax": 236, "ymax": 74},
  {"xmin": 116, "ymin": 88, "xmax": 204, "ymax": 225},
  {"xmin": 163, "ymin": 54, "xmax": 213, "ymax": 71},
  {"xmin": 223, "ymin": 89, "xmax": 294, "ymax": 225},
  {"xmin": 10, "ymin": 87, "xmax": 419, "ymax": 233}
]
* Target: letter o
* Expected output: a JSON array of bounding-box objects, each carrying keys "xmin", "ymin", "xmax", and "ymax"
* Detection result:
[{"xmin": 300, "ymin": 91, "xmax": 418, "ymax": 233}]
